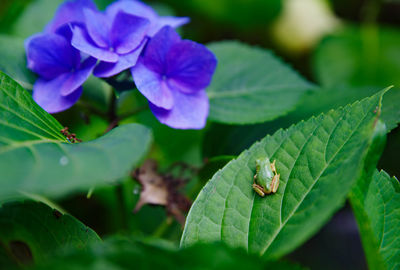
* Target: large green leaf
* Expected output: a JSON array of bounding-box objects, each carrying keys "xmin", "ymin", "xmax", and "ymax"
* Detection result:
[
  {"xmin": 0, "ymin": 72, "xmax": 152, "ymax": 200},
  {"xmin": 351, "ymin": 170, "xmax": 400, "ymax": 270},
  {"xmin": 0, "ymin": 35, "xmax": 35, "ymax": 90},
  {"xmin": 348, "ymin": 117, "xmax": 387, "ymax": 270},
  {"xmin": 181, "ymin": 89, "xmax": 386, "ymax": 258},
  {"xmin": 207, "ymin": 41, "xmax": 313, "ymax": 124},
  {"xmin": 32, "ymin": 237, "xmax": 306, "ymax": 270},
  {"xmin": 0, "ymin": 201, "xmax": 100, "ymax": 267}
]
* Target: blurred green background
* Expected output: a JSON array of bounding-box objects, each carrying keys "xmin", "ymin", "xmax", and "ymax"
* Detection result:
[{"xmin": 0, "ymin": 0, "xmax": 399, "ymax": 269}]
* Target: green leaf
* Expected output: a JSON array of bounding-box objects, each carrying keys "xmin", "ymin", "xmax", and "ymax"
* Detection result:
[
  {"xmin": 0, "ymin": 201, "xmax": 100, "ymax": 266},
  {"xmin": 203, "ymin": 86, "xmax": 400, "ymax": 158},
  {"xmin": 181, "ymin": 89, "xmax": 386, "ymax": 258},
  {"xmin": 313, "ymin": 26, "xmax": 400, "ymax": 88},
  {"xmin": 0, "ymin": 35, "xmax": 35, "ymax": 90},
  {"xmin": 0, "ymin": 72, "xmax": 152, "ymax": 200},
  {"xmin": 351, "ymin": 169, "xmax": 400, "ymax": 270},
  {"xmin": 349, "ymin": 118, "xmax": 387, "ymax": 270},
  {"xmin": 32, "ymin": 237, "xmax": 306, "ymax": 270},
  {"xmin": 207, "ymin": 41, "xmax": 313, "ymax": 124}
]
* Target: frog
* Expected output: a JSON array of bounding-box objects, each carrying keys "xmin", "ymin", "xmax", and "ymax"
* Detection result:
[{"xmin": 252, "ymin": 158, "xmax": 280, "ymax": 197}]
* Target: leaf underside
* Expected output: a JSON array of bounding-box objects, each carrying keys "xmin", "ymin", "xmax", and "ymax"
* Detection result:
[
  {"xmin": 0, "ymin": 201, "xmax": 100, "ymax": 266},
  {"xmin": 0, "ymin": 72, "xmax": 152, "ymax": 200},
  {"xmin": 181, "ymin": 90, "xmax": 385, "ymax": 258}
]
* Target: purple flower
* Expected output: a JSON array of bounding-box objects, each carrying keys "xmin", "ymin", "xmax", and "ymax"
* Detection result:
[
  {"xmin": 27, "ymin": 33, "xmax": 96, "ymax": 113},
  {"xmin": 70, "ymin": 5, "xmax": 150, "ymax": 78},
  {"xmin": 70, "ymin": 0, "xmax": 189, "ymax": 78},
  {"xmin": 131, "ymin": 26, "xmax": 217, "ymax": 129},
  {"xmin": 45, "ymin": 0, "xmax": 97, "ymax": 34},
  {"xmin": 106, "ymin": 0, "xmax": 190, "ymax": 37}
]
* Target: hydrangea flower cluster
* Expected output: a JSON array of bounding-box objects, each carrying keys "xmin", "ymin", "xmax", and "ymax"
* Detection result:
[{"xmin": 26, "ymin": 0, "xmax": 217, "ymax": 129}]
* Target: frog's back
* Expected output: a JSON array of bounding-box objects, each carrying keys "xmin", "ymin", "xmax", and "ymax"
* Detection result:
[{"xmin": 255, "ymin": 158, "xmax": 273, "ymax": 186}]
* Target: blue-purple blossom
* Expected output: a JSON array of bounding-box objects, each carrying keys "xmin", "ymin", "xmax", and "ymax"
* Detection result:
[
  {"xmin": 25, "ymin": 0, "xmax": 216, "ymax": 129},
  {"xmin": 131, "ymin": 26, "xmax": 217, "ymax": 129},
  {"xmin": 106, "ymin": 0, "xmax": 189, "ymax": 37},
  {"xmin": 45, "ymin": 0, "xmax": 97, "ymax": 34},
  {"xmin": 27, "ymin": 33, "xmax": 96, "ymax": 113},
  {"xmin": 69, "ymin": 0, "xmax": 189, "ymax": 78},
  {"xmin": 71, "ymin": 6, "xmax": 150, "ymax": 78}
]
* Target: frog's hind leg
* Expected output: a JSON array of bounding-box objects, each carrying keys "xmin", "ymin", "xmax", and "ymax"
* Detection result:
[
  {"xmin": 271, "ymin": 160, "xmax": 277, "ymax": 174},
  {"xmin": 271, "ymin": 174, "xmax": 280, "ymax": 193},
  {"xmin": 252, "ymin": 183, "xmax": 266, "ymax": 197}
]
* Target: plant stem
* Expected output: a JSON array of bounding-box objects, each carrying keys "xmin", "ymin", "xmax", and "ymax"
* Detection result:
[
  {"xmin": 117, "ymin": 105, "xmax": 148, "ymax": 120},
  {"xmin": 103, "ymin": 77, "xmax": 135, "ymax": 91},
  {"xmin": 76, "ymin": 100, "xmax": 107, "ymax": 118},
  {"xmin": 361, "ymin": 0, "xmax": 381, "ymax": 24},
  {"xmin": 152, "ymin": 216, "xmax": 173, "ymax": 238},
  {"xmin": 104, "ymin": 92, "xmax": 118, "ymax": 133},
  {"xmin": 116, "ymin": 184, "xmax": 128, "ymax": 232}
]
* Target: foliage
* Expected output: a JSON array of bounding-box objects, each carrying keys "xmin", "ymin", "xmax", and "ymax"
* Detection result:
[
  {"xmin": 0, "ymin": 201, "xmax": 100, "ymax": 267},
  {"xmin": 181, "ymin": 90, "xmax": 387, "ymax": 258},
  {"xmin": 207, "ymin": 41, "xmax": 313, "ymax": 124},
  {"xmin": 0, "ymin": 0, "xmax": 399, "ymax": 269},
  {"xmin": 31, "ymin": 237, "xmax": 306, "ymax": 270},
  {"xmin": 0, "ymin": 72, "xmax": 152, "ymax": 200}
]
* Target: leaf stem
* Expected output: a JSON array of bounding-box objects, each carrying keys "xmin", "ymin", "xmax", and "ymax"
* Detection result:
[
  {"xmin": 117, "ymin": 105, "xmax": 148, "ymax": 121},
  {"xmin": 75, "ymin": 100, "xmax": 107, "ymax": 118},
  {"xmin": 102, "ymin": 73, "xmax": 136, "ymax": 91},
  {"xmin": 152, "ymin": 216, "xmax": 174, "ymax": 238},
  {"xmin": 118, "ymin": 184, "xmax": 129, "ymax": 231}
]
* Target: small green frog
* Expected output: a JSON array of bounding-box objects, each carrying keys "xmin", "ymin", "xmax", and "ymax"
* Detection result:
[{"xmin": 252, "ymin": 158, "xmax": 280, "ymax": 197}]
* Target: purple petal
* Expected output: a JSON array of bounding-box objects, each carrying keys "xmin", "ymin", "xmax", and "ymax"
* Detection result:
[
  {"xmin": 110, "ymin": 11, "xmax": 149, "ymax": 54},
  {"xmin": 83, "ymin": 8, "xmax": 110, "ymax": 48},
  {"xmin": 45, "ymin": 0, "xmax": 97, "ymax": 33},
  {"xmin": 142, "ymin": 26, "xmax": 181, "ymax": 74},
  {"xmin": 26, "ymin": 33, "xmax": 80, "ymax": 79},
  {"xmin": 60, "ymin": 57, "xmax": 97, "ymax": 96},
  {"xmin": 55, "ymin": 24, "xmax": 74, "ymax": 41},
  {"xmin": 166, "ymin": 40, "xmax": 217, "ymax": 93},
  {"xmin": 106, "ymin": 0, "xmax": 189, "ymax": 37},
  {"xmin": 94, "ymin": 41, "xmax": 146, "ymax": 78},
  {"xmin": 149, "ymin": 89, "xmax": 209, "ymax": 129},
  {"xmin": 106, "ymin": 0, "xmax": 157, "ymax": 24},
  {"xmin": 149, "ymin": 16, "xmax": 190, "ymax": 36},
  {"xmin": 71, "ymin": 25, "xmax": 119, "ymax": 62},
  {"xmin": 131, "ymin": 61, "xmax": 174, "ymax": 110},
  {"xmin": 33, "ymin": 78, "xmax": 83, "ymax": 114}
]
